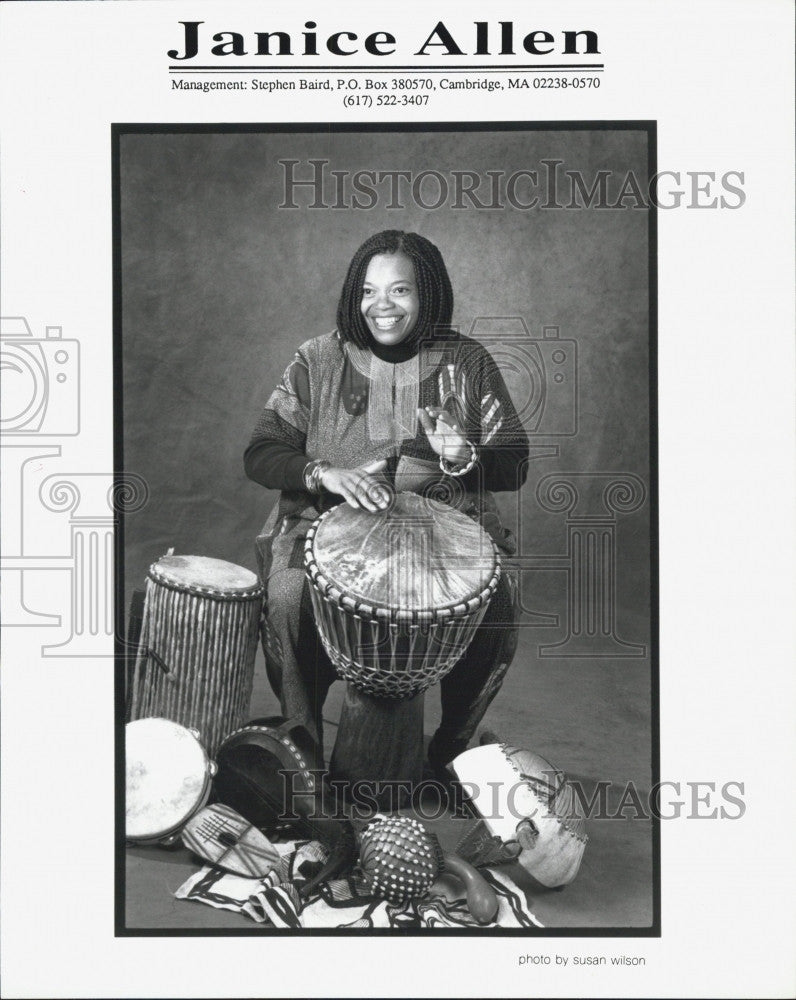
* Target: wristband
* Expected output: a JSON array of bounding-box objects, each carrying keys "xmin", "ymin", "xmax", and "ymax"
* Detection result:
[
  {"xmin": 302, "ymin": 459, "xmax": 331, "ymax": 494},
  {"xmin": 439, "ymin": 441, "xmax": 477, "ymax": 477}
]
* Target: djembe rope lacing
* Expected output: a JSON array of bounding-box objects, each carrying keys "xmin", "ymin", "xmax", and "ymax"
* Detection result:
[{"xmin": 304, "ymin": 502, "xmax": 501, "ymax": 700}]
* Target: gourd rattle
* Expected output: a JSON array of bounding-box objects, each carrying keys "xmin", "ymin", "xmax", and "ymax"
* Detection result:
[{"xmin": 358, "ymin": 814, "xmax": 499, "ymax": 924}]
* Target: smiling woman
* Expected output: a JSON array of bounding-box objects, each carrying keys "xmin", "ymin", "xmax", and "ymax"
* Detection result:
[
  {"xmin": 244, "ymin": 230, "xmax": 530, "ymax": 771},
  {"xmin": 360, "ymin": 253, "xmax": 419, "ymax": 347}
]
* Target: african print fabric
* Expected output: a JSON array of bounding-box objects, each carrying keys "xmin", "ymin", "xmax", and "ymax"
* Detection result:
[{"xmin": 175, "ymin": 837, "xmax": 542, "ymax": 929}]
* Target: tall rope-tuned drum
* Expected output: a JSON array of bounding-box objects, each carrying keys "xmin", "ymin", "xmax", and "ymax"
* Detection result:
[{"xmin": 127, "ymin": 554, "xmax": 263, "ymax": 756}]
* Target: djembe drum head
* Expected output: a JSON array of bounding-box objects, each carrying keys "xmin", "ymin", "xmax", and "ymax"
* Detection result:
[{"xmin": 310, "ymin": 491, "xmax": 495, "ymax": 614}]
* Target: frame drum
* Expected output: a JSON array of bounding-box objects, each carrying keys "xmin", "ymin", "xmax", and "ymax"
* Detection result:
[{"xmin": 125, "ymin": 717, "xmax": 216, "ymax": 845}]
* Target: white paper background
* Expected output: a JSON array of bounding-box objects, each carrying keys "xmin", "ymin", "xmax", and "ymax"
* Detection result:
[{"xmin": 1, "ymin": 1, "xmax": 794, "ymax": 997}]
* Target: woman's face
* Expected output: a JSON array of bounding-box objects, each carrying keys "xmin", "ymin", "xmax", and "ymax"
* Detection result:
[{"xmin": 360, "ymin": 251, "xmax": 420, "ymax": 347}]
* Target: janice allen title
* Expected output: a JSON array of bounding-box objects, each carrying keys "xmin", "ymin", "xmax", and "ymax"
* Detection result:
[{"xmin": 168, "ymin": 20, "xmax": 600, "ymax": 60}]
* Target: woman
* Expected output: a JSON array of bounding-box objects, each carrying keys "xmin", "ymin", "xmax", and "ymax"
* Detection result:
[{"xmin": 244, "ymin": 230, "xmax": 529, "ymax": 771}]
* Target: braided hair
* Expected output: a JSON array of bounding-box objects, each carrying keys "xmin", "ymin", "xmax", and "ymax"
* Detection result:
[{"xmin": 336, "ymin": 230, "xmax": 454, "ymax": 348}]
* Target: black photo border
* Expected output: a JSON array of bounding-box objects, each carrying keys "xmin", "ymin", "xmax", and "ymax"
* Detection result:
[{"xmin": 112, "ymin": 119, "xmax": 660, "ymax": 938}]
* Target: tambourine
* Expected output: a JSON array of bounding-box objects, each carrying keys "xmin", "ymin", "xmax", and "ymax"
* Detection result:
[{"xmin": 125, "ymin": 717, "xmax": 216, "ymax": 846}]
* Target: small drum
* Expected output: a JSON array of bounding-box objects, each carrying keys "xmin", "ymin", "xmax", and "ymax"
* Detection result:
[
  {"xmin": 451, "ymin": 741, "xmax": 588, "ymax": 888},
  {"xmin": 213, "ymin": 717, "xmax": 321, "ymax": 834},
  {"xmin": 126, "ymin": 717, "xmax": 216, "ymax": 845},
  {"xmin": 304, "ymin": 491, "xmax": 500, "ymax": 700},
  {"xmin": 126, "ymin": 554, "xmax": 263, "ymax": 755}
]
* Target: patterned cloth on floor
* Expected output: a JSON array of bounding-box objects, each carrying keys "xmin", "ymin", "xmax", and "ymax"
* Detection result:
[{"xmin": 175, "ymin": 839, "xmax": 543, "ymax": 929}]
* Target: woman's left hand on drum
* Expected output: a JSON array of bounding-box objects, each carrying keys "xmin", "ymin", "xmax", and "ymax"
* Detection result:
[{"xmin": 319, "ymin": 459, "xmax": 391, "ymax": 512}]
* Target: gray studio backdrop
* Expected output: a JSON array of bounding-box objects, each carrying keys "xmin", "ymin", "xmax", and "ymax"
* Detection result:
[{"xmin": 119, "ymin": 127, "xmax": 652, "ymax": 656}]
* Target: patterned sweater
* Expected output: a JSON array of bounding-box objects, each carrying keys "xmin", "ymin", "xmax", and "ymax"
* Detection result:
[{"xmin": 245, "ymin": 330, "xmax": 529, "ymax": 505}]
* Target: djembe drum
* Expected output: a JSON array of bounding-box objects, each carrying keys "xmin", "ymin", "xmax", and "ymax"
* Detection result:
[
  {"xmin": 304, "ymin": 492, "xmax": 500, "ymax": 804},
  {"xmin": 126, "ymin": 554, "xmax": 263, "ymax": 756}
]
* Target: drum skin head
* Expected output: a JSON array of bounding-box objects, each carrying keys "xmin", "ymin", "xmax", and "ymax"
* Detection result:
[
  {"xmin": 151, "ymin": 554, "xmax": 259, "ymax": 593},
  {"xmin": 126, "ymin": 718, "xmax": 209, "ymax": 841},
  {"xmin": 311, "ymin": 492, "xmax": 496, "ymax": 612}
]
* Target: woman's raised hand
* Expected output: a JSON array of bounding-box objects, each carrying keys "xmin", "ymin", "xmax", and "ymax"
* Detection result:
[
  {"xmin": 319, "ymin": 458, "xmax": 390, "ymax": 512},
  {"xmin": 417, "ymin": 406, "xmax": 471, "ymax": 465}
]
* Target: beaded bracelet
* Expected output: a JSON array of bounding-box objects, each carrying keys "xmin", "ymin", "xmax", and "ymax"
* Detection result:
[
  {"xmin": 302, "ymin": 459, "xmax": 331, "ymax": 494},
  {"xmin": 438, "ymin": 440, "xmax": 477, "ymax": 477}
]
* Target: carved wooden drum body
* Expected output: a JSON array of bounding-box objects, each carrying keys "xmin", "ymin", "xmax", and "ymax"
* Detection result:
[
  {"xmin": 304, "ymin": 492, "xmax": 500, "ymax": 700},
  {"xmin": 127, "ymin": 554, "xmax": 263, "ymax": 756}
]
